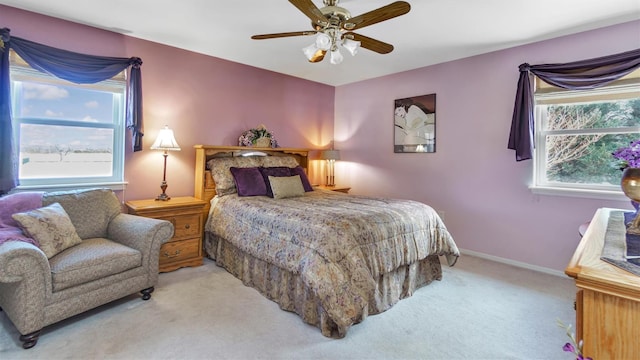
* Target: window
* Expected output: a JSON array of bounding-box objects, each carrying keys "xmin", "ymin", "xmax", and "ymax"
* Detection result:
[
  {"xmin": 532, "ymin": 72, "xmax": 640, "ymax": 199},
  {"xmin": 10, "ymin": 52, "xmax": 126, "ymax": 190}
]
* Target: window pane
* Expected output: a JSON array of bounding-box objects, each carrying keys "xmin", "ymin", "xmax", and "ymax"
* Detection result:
[
  {"xmin": 14, "ymin": 80, "xmax": 116, "ymax": 124},
  {"xmin": 546, "ymin": 99, "xmax": 640, "ymax": 131},
  {"xmin": 545, "ymin": 133, "xmax": 638, "ymax": 185},
  {"xmin": 19, "ymin": 124, "xmax": 114, "ymax": 179}
]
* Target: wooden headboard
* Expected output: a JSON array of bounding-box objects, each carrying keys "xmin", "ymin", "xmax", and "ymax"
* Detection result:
[{"xmin": 193, "ymin": 145, "xmax": 310, "ymax": 216}]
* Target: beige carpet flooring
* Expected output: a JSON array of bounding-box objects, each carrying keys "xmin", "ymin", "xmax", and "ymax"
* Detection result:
[{"xmin": 0, "ymin": 255, "xmax": 577, "ymax": 360}]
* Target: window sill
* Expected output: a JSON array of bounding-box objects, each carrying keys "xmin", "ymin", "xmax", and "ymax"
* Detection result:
[
  {"xmin": 529, "ymin": 185, "xmax": 628, "ymax": 201},
  {"xmin": 11, "ymin": 181, "xmax": 128, "ymax": 194}
]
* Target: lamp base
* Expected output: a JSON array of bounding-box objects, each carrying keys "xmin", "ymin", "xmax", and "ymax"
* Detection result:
[
  {"xmin": 155, "ymin": 182, "xmax": 170, "ymax": 201},
  {"xmin": 325, "ymin": 175, "xmax": 335, "ymax": 187},
  {"xmin": 155, "ymin": 193, "xmax": 171, "ymax": 201}
]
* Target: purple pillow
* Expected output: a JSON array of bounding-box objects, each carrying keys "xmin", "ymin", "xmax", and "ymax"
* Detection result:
[
  {"xmin": 230, "ymin": 167, "xmax": 267, "ymax": 197},
  {"xmin": 259, "ymin": 167, "xmax": 292, "ymax": 198},
  {"xmin": 289, "ymin": 166, "xmax": 313, "ymax": 192}
]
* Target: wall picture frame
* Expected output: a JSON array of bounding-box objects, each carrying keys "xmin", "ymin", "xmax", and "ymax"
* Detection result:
[{"xmin": 394, "ymin": 93, "xmax": 436, "ymax": 153}]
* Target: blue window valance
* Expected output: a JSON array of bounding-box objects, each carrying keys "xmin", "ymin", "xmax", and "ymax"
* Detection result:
[{"xmin": 0, "ymin": 27, "xmax": 144, "ymax": 193}]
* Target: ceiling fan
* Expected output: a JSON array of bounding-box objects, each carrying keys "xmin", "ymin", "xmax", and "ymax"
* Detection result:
[{"xmin": 251, "ymin": 0, "xmax": 411, "ymax": 64}]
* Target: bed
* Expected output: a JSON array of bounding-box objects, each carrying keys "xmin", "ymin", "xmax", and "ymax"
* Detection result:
[{"xmin": 193, "ymin": 145, "xmax": 459, "ymax": 338}]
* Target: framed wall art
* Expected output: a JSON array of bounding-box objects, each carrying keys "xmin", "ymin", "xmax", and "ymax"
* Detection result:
[{"xmin": 394, "ymin": 93, "xmax": 436, "ymax": 153}]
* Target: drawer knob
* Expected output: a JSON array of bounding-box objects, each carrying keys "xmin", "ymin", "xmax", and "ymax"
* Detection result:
[
  {"xmin": 163, "ymin": 250, "xmax": 182, "ymax": 258},
  {"xmin": 184, "ymin": 224, "xmax": 190, "ymax": 229}
]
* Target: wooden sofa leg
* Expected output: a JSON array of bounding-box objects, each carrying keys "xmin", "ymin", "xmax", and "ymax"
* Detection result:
[
  {"xmin": 19, "ymin": 330, "xmax": 41, "ymax": 349},
  {"xmin": 140, "ymin": 287, "xmax": 154, "ymax": 300}
]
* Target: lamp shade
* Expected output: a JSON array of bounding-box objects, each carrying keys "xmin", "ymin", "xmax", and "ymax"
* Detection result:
[
  {"xmin": 320, "ymin": 150, "xmax": 340, "ymax": 161},
  {"xmin": 342, "ymin": 38, "xmax": 360, "ymax": 56},
  {"xmin": 151, "ymin": 125, "xmax": 181, "ymax": 151},
  {"xmin": 330, "ymin": 49, "xmax": 344, "ymax": 65},
  {"xmin": 315, "ymin": 33, "xmax": 332, "ymax": 51}
]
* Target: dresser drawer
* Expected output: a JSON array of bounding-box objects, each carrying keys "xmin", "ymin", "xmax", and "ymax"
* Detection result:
[
  {"xmin": 165, "ymin": 214, "xmax": 201, "ymax": 240},
  {"xmin": 159, "ymin": 238, "xmax": 200, "ymax": 265}
]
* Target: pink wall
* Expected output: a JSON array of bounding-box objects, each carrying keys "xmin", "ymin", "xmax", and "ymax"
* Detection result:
[
  {"xmin": 0, "ymin": 5, "xmax": 335, "ymax": 201},
  {"xmin": 334, "ymin": 20, "xmax": 640, "ymax": 272},
  {"xmin": 2, "ymin": 5, "xmax": 638, "ymax": 272}
]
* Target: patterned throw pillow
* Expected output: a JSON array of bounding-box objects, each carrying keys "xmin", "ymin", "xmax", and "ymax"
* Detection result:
[
  {"xmin": 208, "ymin": 157, "xmax": 262, "ymax": 196},
  {"xmin": 268, "ymin": 175, "xmax": 306, "ymax": 199},
  {"xmin": 12, "ymin": 202, "xmax": 83, "ymax": 259}
]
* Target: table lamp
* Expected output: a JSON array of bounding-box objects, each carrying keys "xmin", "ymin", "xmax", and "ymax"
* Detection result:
[
  {"xmin": 320, "ymin": 148, "xmax": 340, "ymax": 187},
  {"xmin": 150, "ymin": 125, "xmax": 181, "ymax": 201}
]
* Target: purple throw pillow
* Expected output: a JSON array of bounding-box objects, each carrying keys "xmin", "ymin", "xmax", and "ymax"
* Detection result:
[
  {"xmin": 289, "ymin": 166, "xmax": 313, "ymax": 192},
  {"xmin": 230, "ymin": 167, "xmax": 267, "ymax": 197},
  {"xmin": 259, "ymin": 167, "xmax": 292, "ymax": 198}
]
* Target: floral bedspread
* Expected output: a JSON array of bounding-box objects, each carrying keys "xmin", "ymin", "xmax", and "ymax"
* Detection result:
[{"xmin": 205, "ymin": 190, "xmax": 459, "ymax": 332}]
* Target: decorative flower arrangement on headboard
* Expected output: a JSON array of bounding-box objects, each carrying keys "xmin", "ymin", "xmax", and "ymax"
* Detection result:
[{"xmin": 238, "ymin": 124, "xmax": 278, "ymax": 148}]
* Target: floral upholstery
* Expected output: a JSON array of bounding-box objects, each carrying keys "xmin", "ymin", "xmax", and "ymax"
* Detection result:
[
  {"xmin": 42, "ymin": 188, "xmax": 121, "ymax": 240},
  {"xmin": 0, "ymin": 188, "xmax": 173, "ymax": 349},
  {"xmin": 12, "ymin": 203, "xmax": 83, "ymax": 259},
  {"xmin": 205, "ymin": 190, "xmax": 459, "ymax": 337}
]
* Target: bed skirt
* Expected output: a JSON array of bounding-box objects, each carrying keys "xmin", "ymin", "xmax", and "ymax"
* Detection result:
[{"xmin": 204, "ymin": 232, "xmax": 443, "ymax": 338}]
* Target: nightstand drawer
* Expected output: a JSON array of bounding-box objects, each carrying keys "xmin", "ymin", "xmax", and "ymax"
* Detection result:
[
  {"xmin": 125, "ymin": 196, "xmax": 206, "ymax": 273},
  {"xmin": 160, "ymin": 238, "xmax": 200, "ymax": 264},
  {"xmin": 166, "ymin": 214, "xmax": 201, "ymax": 240}
]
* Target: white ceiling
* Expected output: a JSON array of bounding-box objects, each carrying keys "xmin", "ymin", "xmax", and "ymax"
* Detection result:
[{"xmin": 1, "ymin": 0, "xmax": 639, "ymax": 86}]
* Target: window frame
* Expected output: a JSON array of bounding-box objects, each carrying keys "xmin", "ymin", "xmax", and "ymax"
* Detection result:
[
  {"xmin": 9, "ymin": 53, "xmax": 127, "ymax": 192},
  {"xmin": 530, "ymin": 80, "xmax": 640, "ymax": 201}
]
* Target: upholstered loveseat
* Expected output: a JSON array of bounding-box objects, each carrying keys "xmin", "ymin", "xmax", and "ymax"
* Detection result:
[{"xmin": 0, "ymin": 188, "xmax": 174, "ymax": 349}]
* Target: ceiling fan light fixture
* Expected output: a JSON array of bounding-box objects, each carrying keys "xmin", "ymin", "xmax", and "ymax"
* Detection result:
[
  {"xmin": 315, "ymin": 32, "xmax": 332, "ymax": 51},
  {"xmin": 252, "ymin": 1, "xmax": 411, "ymax": 65},
  {"xmin": 302, "ymin": 43, "xmax": 319, "ymax": 61},
  {"xmin": 330, "ymin": 48, "xmax": 344, "ymax": 64},
  {"xmin": 303, "ymin": 46, "xmax": 326, "ymax": 63},
  {"xmin": 342, "ymin": 38, "xmax": 360, "ymax": 56}
]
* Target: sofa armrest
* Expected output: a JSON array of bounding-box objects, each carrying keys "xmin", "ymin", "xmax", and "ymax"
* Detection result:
[
  {"xmin": 0, "ymin": 241, "xmax": 51, "ymax": 334},
  {"xmin": 0, "ymin": 241, "xmax": 50, "ymax": 284},
  {"xmin": 107, "ymin": 214, "xmax": 173, "ymax": 274}
]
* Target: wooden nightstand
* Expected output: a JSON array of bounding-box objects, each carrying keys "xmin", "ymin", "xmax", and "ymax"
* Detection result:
[
  {"xmin": 126, "ymin": 196, "xmax": 207, "ymax": 273},
  {"xmin": 314, "ymin": 185, "xmax": 351, "ymax": 194}
]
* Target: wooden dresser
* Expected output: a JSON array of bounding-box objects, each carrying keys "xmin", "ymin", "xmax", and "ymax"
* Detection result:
[
  {"xmin": 126, "ymin": 196, "xmax": 206, "ymax": 273},
  {"xmin": 565, "ymin": 208, "xmax": 640, "ymax": 359}
]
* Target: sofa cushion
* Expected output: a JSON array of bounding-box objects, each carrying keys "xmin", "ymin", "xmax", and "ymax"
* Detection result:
[
  {"xmin": 49, "ymin": 238, "xmax": 142, "ymax": 292},
  {"xmin": 42, "ymin": 188, "xmax": 121, "ymax": 240},
  {"xmin": 12, "ymin": 202, "xmax": 83, "ymax": 259}
]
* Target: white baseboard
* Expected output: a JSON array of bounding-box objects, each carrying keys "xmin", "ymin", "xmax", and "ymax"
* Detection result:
[{"xmin": 459, "ymin": 248, "xmax": 567, "ymax": 278}]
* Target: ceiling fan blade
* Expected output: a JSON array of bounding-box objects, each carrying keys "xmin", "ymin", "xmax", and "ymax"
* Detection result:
[
  {"xmin": 342, "ymin": 1, "xmax": 411, "ymax": 31},
  {"xmin": 289, "ymin": 0, "xmax": 329, "ymax": 28},
  {"xmin": 251, "ymin": 31, "xmax": 317, "ymax": 40},
  {"xmin": 344, "ymin": 32, "xmax": 394, "ymax": 54}
]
